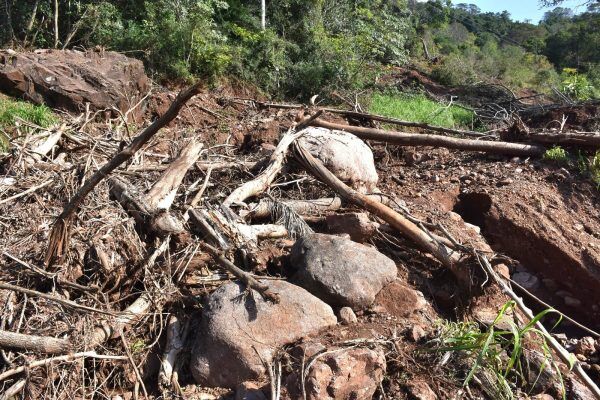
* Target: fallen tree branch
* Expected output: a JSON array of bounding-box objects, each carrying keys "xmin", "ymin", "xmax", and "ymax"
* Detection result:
[
  {"xmin": 199, "ymin": 242, "xmax": 280, "ymax": 303},
  {"xmin": 233, "ymin": 99, "xmax": 487, "ymax": 138},
  {"xmin": 0, "ymin": 330, "xmax": 71, "ymax": 354},
  {"xmin": 0, "ymin": 180, "xmax": 52, "ymax": 206},
  {"xmin": 294, "ymin": 142, "xmax": 469, "ymax": 285},
  {"xmin": 0, "ymin": 351, "xmax": 127, "ymax": 382},
  {"xmin": 159, "ymin": 315, "xmax": 186, "ymax": 392},
  {"xmin": 525, "ymin": 131, "xmax": 600, "ymax": 148},
  {"xmin": 311, "ymin": 119, "xmax": 546, "ymax": 157},
  {"xmin": 45, "ymin": 81, "xmax": 203, "ymax": 266},
  {"xmin": 0, "ymin": 282, "xmax": 116, "ymax": 316},
  {"xmin": 223, "ymin": 110, "xmax": 322, "ymax": 207}
]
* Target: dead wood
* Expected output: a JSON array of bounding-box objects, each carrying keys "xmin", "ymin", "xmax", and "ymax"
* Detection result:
[
  {"xmin": 223, "ymin": 110, "xmax": 322, "ymax": 207},
  {"xmin": 159, "ymin": 315, "xmax": 187, "ymax": 392},
  {"xmin": 246, "ymin": 195, "xmax": 393, "ymax": 219},
  {"xmin": 0, "ymin": 330, "xmax": 71, "ymax": 354},
  {"xmin": 525, "ymin": 131, "xmax": 600, "ymax": 148},
  {"xmin": 0, "ymin": 282, "xmax": 116, "ymax": 316},
  {"xmin": 311, "ymin": 119, "xmax": 546, "ymax": 156},
  {"xmin": 236, "ymin": 99, "xmax": 487, "ymax": 138},
  {"xmin": 145, "ymin": 137, "xmax": 203, "ymax": 210},
  {"xmin": 199, "ymin": 242, "xmax": 280, "ymax": 303},
  {"xmin": 45, "ymin": 81, "xmax": 203, "ymax": 267},
  {"xmin": 294, "ymin": 142, "xmax": 469, "ymax": 285},
  {"xmin": 25, "ymin": 123, "xmax": 66, "ymax": 165}
]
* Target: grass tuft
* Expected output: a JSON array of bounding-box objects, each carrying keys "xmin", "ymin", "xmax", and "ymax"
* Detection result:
[
  {"xmin": 368, "ymin": 92, "xmax": 475, "ymax": 130},
  {"xmin": 543, "ymin": 146, "xmax": 568, "ymax": 163},
  {"xmin": 0, "ymin": 96, "xmax": 57, "ymax": 151},
  {"xmin": 433, "ymin": 301, "xmax": 565, "ymax": 399}
]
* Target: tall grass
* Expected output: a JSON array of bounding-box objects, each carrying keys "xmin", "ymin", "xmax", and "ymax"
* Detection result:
[
  {"xmin": 368, "ymin": 92, "xmax": 475, "ymax": 129},
  {"xmin": 0, "ymin": 97, "xmax": 57, "ymax": 151}
]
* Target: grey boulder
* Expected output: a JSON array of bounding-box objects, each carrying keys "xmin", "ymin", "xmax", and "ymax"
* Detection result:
[
  {"xmin": 290, "ymin": 233, "xmax": 397, "ymax": 309},
  {"xmin": 190, "ymin": 280, "xmax": 337, "ymax": 388}
]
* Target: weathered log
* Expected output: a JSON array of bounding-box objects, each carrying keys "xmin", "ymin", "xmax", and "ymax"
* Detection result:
[
  {"xmin": 45, "ymin": 81, "xmax": 203, "ymax": 266},
  {"xmin": 145, "ymin": 138, "xmax": 203, "ymax": 210},
  {"xmin": 311, "ymin": 119, "xmax": 546, "ymax": 156},
  {"xmin": 526, "ymin": 131, "xmax": 600, "ymax": 148},
  {"xmin": 0, "ymin": 330, "xmax": 71, "ymax": 354}
]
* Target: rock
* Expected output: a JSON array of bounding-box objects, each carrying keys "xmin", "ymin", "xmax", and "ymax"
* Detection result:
[
  {"xmin": 289, "ymin": 346, "xmax": 386, "ymax": 400},
  {"xmin": 299, "ymin": 127, "xmax": 378, "ymax": 193},
  {"xmin": 405, "ymin": 381, "xmax": 438, "ymax": 400},
  {"xmin": 290, "ymin": 234, "xmax": 397, "ymax": 309},
  {"xmin": 408, "ymin": 325, "xmax": 427, "ymax": 342},
  {"xmin": 338, "ymin": 307, "xmax": 358, "ymax": 325},
  {"xmin": 564, "ymin": 296, "xmax": 582, "ymax": 307},
  {"xmin": 512, "ymin": 271, "xmax": 540, "ymax": 291},
  {"xmin": 0, "ymin": 49, "xmax": 150, "ymax": 122},
  {"xmin": 325, "ymin": 213, "xmax": 379, "ymax": 243},
  {"xmin": 235, "ymin": 382, "xmax": 267, "ymax": 400},
  {"xmin": 575, "ymin": 337, "xmax": 596, "ymax": 357},
  {"xmin": 375, "ymin": 280, "xmax": 427, "ymax": 318},
  {"xmin": 569, "ymin": 377, "xmax": 597, "ymax": 400},
  {"xmin": 190, "ymin": 280, "xmax": 337, "ymax": 388},
  {"xmin": 494, "ymin": 263, "xmax": 511, "ymax": 280}
]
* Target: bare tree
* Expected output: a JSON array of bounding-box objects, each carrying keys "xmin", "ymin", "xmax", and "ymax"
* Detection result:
[{"xmin": 53, "ymin": 0, "xmax": 59, "ymax": 48}]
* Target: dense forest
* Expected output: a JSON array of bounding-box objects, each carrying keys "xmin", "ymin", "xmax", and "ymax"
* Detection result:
[{"xmin": 1, "ymin": 0, "xmax": 599, "ymax": 99}]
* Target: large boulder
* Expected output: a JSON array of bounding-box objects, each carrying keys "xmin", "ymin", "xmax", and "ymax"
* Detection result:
[
  {"xmin": 0, "ymin": 49, "xmax": 150, "ymax": 122},
  {"xmin": 190, "ymin": 280, "xmax": 337, "ymax": 388},
  {"xmin": 298, "ymin": 127, "xmax": 378, "ymax": 193},
  {"xmin": 290, "ymin": 233, "xmax": 397, "ymax": 309}
]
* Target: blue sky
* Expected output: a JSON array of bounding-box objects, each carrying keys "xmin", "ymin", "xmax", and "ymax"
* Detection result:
[{"xmin": 456, "ymin": 0, "xmax": 587, "ymax": 22}]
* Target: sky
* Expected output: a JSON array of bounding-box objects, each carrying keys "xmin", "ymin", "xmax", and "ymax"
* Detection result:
[{"xmin": 453, "ymin": 0, "xmax": 587, "ymax": 22}]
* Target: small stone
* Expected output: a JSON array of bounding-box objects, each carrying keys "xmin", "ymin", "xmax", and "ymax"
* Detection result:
[
  {"xmin": 409, "ymin": 325, "xmax": 427, "ymax": 342},
  {"xmin": 498, "ymin": 178, "xmax": 513, "ymax": 186},
  {"xmin": 339, "ymin": 307, "xmax": 358, "ymax": 325},
  {"xmin": 574, "ymin": 224, "xmax": 585, "ymax": 231},
  {"xmin": 541, "ymin": 278, "xmax": 558, "ymax": 291},
  {"xmin": 464, "ymin": 222, "xmax": 481, "ymax": 235},
  {"xmin": 235, "ymin": 382, "xmax": 267, "ymax": 400},
  {"xmin": 405, "ymin": 381, "xmax": 438, "ymax": 400},
  {"xmin": 515, "ymin": 168, "xmax": 523, "ymax": 173},
  {"xmin": 512, "ymin": 271, "xmax": 540, "ymax": 291},
  {"xmin": 564, "ymin": 296, "xmax": 582, "ymax": 307},
  {"xmin": 576, "ymin": 337, "xmax": 596, "ymax": 357}
]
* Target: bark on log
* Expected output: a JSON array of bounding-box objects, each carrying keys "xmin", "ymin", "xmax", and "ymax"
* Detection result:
[
  {"xmin": 45, "ymin": 82, "xmax": 203, "ymax": 266},
  {"xmin": 294, "ymin": 142, "xmax": 469, "ymax": 285},
  {"xmin": 0, "ymin": 330, "xmax": 71, "ymax": 354},
  {"xmin": 526, "ymin": 132, "xmax": 600, "ymax": 148},
  {"xmin": 311, "ymin": 119, "xmax": 546, "ymax": 156}
]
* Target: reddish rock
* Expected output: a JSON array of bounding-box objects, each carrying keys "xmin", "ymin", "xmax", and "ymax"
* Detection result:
[
  {"xmin": 338, "ymin": 307, "xmax": 358, "ymax": 325},
  {"xmin": 0, "ymin": 49, "xmax": 150, "ymax": 122},
  {"xmin": 288, "ymin": 346, "xmax": 386, "ymax": 400},
  {"xmin": 375, "ymin": 280, "xmax": 427, "ymax": 318},
  {"xmin": 325, "ymin": 213, "xmax": 378, "ymax": 243},
  {"xmin": 575, "ymin": 337, "xmax": 596, "ymax": 358},
  {"xmin": 405, "ymin": 381, "xmax": 438, "ymax": 400}
]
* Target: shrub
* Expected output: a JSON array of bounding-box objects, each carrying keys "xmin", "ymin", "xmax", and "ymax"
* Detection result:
[{"xmin": 543, "ymin": 146, "xmax": 568, "ymax": 163}]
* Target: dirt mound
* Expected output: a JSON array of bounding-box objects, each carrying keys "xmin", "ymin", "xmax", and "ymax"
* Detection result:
[{"xmin": 0, "ymin": 49, "xmax": 150, "ymax": 121}]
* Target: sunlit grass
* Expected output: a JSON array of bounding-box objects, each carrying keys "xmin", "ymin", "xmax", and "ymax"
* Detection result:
[
  {"xmin": 0, "ymin": 96, "xmax": 57, "ymax": 151},
  {"xmin": 368, "ymin": 92, "xmax": 475, "ymax": 129}
]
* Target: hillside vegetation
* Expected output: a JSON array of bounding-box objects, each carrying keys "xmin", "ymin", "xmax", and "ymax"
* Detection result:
[{"xmin": 1, "ymin": 0, "xmax": 598, "ymax": 100}]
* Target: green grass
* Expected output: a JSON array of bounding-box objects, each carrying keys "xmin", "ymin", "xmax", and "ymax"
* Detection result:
[
  {"xmin": 433, "ymin": 301, "xmax": 566, "ymax": 399},
  {"xmin": 368, "ymin": 92, "xmax": 476, "ymax": 130},
  {"xmin": 543, "ymin": 146, "xmax": 569, "ymax": 163},
  {"xmin": 0, "ymin": 96, "xmax": 57, "ymax": 151}
]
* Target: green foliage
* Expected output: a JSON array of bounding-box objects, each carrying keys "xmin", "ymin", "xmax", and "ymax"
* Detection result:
[
  {"xmin": 0, "ymin": 96, "xmax": 57, "ymax": 151},
  {"xmin": 368, "ymin": 92, "xmax": 475, "ymax": 129},
  {"xmin": 543, "ymin": 146, "xmax": 568, "ymax": 163},
  {"xmin": 434, "ymin": 301, "xmax": 565, "ymax": 399},
  {"xmin": 560, "ymin": 68, "xmax": 599, "ymax": 100}
]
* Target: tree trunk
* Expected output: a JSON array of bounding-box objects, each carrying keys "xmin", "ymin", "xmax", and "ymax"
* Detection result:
[
  {"xmin": 53, "ymin": 0, "xmax": 59, "ymax": 48},
  {"xmin": 261, "ymin": 0, "xmax": 266, "ymax": 30}
]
